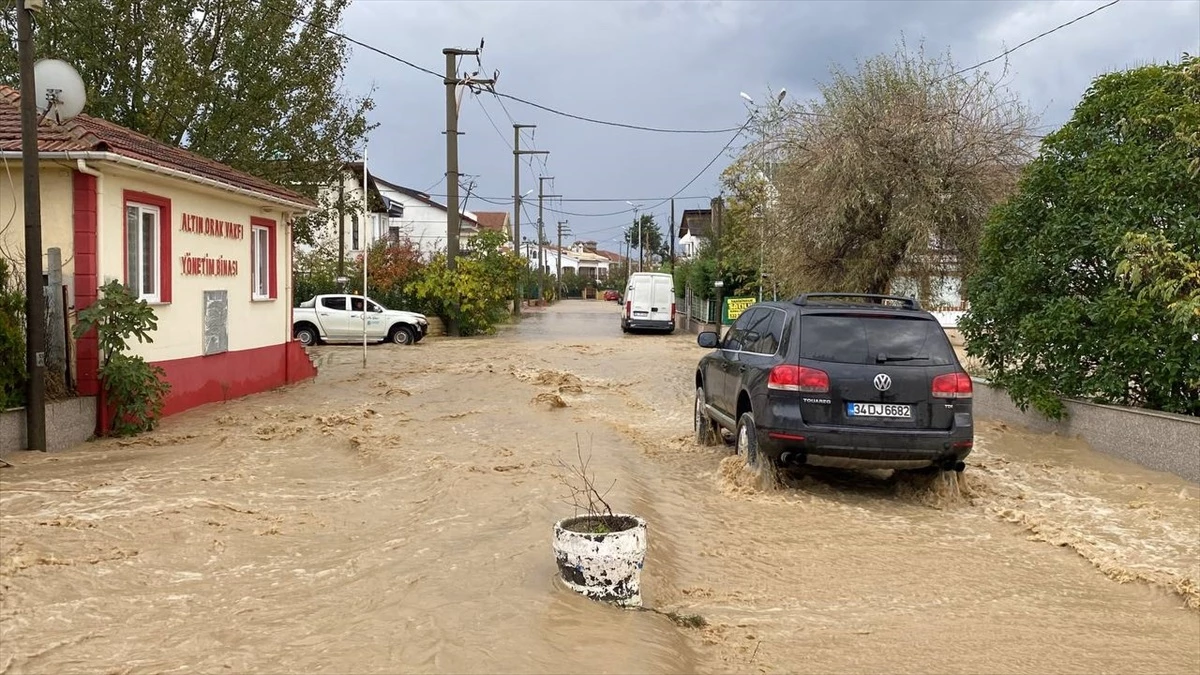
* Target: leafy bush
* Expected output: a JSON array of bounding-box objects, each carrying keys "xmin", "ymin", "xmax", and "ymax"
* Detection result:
[
  {"xmin": 348, "ymin": 238, "xmax": 431, "ymax": 313},
  {"xmin": 73, "ymin": 281, "xmax": 171, "ymax": 435},
  {"xmin": 408, "ymin": 230, "xmax": 526, "ymax": 335},
  {"xmin": 0, "ymin": 259, "xmax": 25, "ymax": 409},
  {"xmin": 960, "ymin": 56, "xmax": 1200, "ymax": 418}
]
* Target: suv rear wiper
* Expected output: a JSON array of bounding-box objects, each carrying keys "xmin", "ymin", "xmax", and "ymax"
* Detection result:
[{"xmin": 875, "ymin": 354, "xmax": 926, "ymax": 363}]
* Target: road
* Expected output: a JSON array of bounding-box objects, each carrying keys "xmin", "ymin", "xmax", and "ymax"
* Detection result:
[{"xmin": 2, "ymin": 300, "xmax": 1198, "ymax": 674}]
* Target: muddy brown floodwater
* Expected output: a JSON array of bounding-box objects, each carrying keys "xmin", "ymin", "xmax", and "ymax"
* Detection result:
[{"xmin": 2, "ymin": 301, "xmax": 1198, "ymax": 674}]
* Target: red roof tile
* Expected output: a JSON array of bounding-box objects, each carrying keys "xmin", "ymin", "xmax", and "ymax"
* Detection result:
[
  {"xmin": 0, "ymin": 85, "xmax": 315, "ymax": 208},
  {"xmin": 473, "ymin": 211, "xmax": 509, "ymax": 232}
]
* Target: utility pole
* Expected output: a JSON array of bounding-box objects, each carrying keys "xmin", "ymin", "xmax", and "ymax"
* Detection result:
[
  {"xmin": 336, "ymin": 169, "xmax": 346, "ymax": 278},
  {"xmin": 512, "ymin": 123, "xmax": 546, "ymax": 317},
  {"xmin": 556, "ymin": 220, "xmax": 570, "ymax": 296},
  {"xmin": 443, "ymin": 45, "xmax": 494, "ymax": 336},
  {"xmin": 17, "ymin": 2, "xmax": 45, "ymax": 452},
  {"xmin": 669, "ymin": 198, "xmax": 676, "ymax": 276},
  {"xmin": 537, "ymin": 176, "xmax": 560, "ymax": 302},
  {"xmin": 712, "ymin": 196, "xmax": 724, "ymax": 330}
]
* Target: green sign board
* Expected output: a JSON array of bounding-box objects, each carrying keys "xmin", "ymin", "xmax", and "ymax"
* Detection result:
[{"xmin": 722, "ymin": 296, "xmax": 755, "ymax": 325}]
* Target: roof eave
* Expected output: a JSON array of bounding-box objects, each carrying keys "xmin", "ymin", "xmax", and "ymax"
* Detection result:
[{"xmin": 2, "ymin": 150, "xmax": 318, "ymax": 213}]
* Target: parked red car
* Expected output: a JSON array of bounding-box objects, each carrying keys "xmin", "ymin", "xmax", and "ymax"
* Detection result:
[{"xmin": 603, "ymin": 289, "xmax": 620, "ymax": 301}]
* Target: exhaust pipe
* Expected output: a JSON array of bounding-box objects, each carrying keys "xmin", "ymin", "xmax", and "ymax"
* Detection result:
[
  {"xmin": 779, "ymin": 452, "xmax": 805, "ymax": 467},
  {"xmin": 953, "ymin": 461, "xmax": 966, "ymax": 472}
]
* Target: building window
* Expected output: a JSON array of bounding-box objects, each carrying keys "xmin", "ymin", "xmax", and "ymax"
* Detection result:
[
  {"xmin": 123, "ymin": 190, "xmax": 172, "ymax": 304},
  {"xmin": 387, "ymin": 216, "xmax": 403, "ymax": 244},
  {"xmin": 250, "ymin": 218, "xmax": 277, "ymax": 300},
  {"xmin": 351, "ymin": 213, "xmax": 360, "ymax": 250}
]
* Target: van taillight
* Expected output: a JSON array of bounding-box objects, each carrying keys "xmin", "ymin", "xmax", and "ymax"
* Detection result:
[
  {"xmin": 769, "ymin": 365, "xmax": 829, "ymax": 393},
  {"xmin": 932, "ymin": 372, "xmax": 973, "ymax": 398},
  {"xmin": 625, "ymin": 300, "xmax": 631, "ymax": 318},
  {"xmin": 670, "ymin": 302, "xmax": 676, "ymax": 320}
]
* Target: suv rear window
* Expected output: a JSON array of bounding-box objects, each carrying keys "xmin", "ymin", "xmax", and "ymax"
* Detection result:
[{"xmin": 799, "ymin": 314, "xmax": 956, "ymax": 365}]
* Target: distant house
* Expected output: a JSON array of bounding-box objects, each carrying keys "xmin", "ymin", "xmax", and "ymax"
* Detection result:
[
  {"xmin": 473, "ymin": 211, "xmax": 511, "ymax": 240},
  {"xmin": 310, "ymin": 165, "xmax": 480, "ymax": 256},
  {"xmin": 677, "ymin": 208, "xmax": 713, "ymax": 260},
  {"xmin": 521, "ymin": 240, "xmax": 612, "ymax": 280}
]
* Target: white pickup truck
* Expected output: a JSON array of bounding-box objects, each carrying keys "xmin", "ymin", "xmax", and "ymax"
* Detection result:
[{"xmin": 293, "ymin": 294, "xmax": 429, "ymax": 346}]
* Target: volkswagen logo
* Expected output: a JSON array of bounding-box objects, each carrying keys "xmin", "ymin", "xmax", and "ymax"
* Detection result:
[{"xmin": 873, "ymin": 373, "xmax": 892, "ymax": 392}]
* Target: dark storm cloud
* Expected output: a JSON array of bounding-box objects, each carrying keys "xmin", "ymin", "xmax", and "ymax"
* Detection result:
[{"xmin": 338, "ymin": 0, "xmax": 1199, "ymax": 244}]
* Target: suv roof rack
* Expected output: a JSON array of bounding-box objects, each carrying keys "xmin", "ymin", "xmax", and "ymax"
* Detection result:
[{"xmin": 792, "ymin": 293, "xmax": 922, "ymax": 310}]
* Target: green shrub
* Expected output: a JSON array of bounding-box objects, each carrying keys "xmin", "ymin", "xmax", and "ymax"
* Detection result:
[
  {"xmin": 960, "ymin": 56, "xmax": 1200, "ymax": 418},
  {"xmin": 0, "ymin": 259, "xmax": 25, "ymax": 409},
  {"xmin": 74, "ymin": 280, "xmax": 171, "ymax": 435},
  {"xmin": 408, "ymin": 231, "xmax": 526, "ymax": 335}
]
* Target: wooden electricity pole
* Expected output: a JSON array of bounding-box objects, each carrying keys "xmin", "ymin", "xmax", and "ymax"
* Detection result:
[
  {"xmin": 512, "ymin": 124, "xmax": 546, "ymax": 316},
  {"xmin": 537, "ymin": 176, "xmax": 560, "ymax": 302},
  {"xmin": 17, "ymin": 2, "xmax": 45, "ymax": 451},
  {"xmin": 443, "ymin": 45, "xmax": 493, "ymax": 336}
]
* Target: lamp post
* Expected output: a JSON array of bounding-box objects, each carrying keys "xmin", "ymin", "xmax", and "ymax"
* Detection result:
[
  {"xmin": 625, "ymin": 201, "xmax": 643, "ymax": 272},
  {"xmin": 739, "ymin": 89, "xmax": 786, "ymax": 303}
]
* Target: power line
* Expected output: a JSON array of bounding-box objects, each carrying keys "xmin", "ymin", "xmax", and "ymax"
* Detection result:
[
  {"xmin": 254, "ymin": 0, "xmax": 443, "ymax": 79},
  {"xmin": 946, "ymin": 0, "xmax": 1122, "ymax": 80},
  {"xmin": 493, "ymin": 91, "xmax": 744, "ymax": 134}
]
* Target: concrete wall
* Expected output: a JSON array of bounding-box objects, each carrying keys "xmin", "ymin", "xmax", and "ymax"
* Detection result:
[
  {"xmin": 1, "ymin": 397, "xmax": 96, "ymax": 453},
  {"xmin": 972, "ymin": 378, "xmax": 1200, "ymax": 484}
]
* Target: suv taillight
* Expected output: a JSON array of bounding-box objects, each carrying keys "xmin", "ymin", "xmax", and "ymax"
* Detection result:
[
  {"xmin": 769, "ymin": 365, "xmax": 829, "ymax": 393},
  {"xmin": 932, "ymin": 372, "xmax": 973, "ymax": 398}
]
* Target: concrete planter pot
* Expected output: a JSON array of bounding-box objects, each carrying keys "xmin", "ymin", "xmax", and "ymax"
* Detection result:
[{"xmin": 552, "ymin": 514, "xmax": 647, "ymax": 608}]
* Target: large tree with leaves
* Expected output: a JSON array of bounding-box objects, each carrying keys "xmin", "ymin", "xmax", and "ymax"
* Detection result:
[
  {"xmin": 960, "ymin": 55, "xmax": 1199, "ymax": 418},
  {"xmin": 623, "ymin": 214, "xmax": 664, "ymax": 269},
  {"xmin": 759, "ymin": 40, "xmax": 1036, "ymax": 301},
  {"xmin": 0, "ymin": 0, "xmax": 374, "ymax": 244}
]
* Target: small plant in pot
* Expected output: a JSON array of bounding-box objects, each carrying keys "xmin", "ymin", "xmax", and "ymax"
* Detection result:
[{"xmin": 552, "ymin": 437, "xmax": 647, "ymax": 608}]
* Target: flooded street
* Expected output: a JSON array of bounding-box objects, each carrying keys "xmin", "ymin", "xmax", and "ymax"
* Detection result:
[{"xmin": 2, "ymin": 300, "xmax": 1198, "ymax": 674}]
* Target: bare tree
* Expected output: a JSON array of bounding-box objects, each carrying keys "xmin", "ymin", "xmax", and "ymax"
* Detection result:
[{"xmin": 762, "ymin": 39, "xmax": 1038, "ymax": 302}]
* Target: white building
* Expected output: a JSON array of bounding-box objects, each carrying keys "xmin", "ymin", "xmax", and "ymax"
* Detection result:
[
  {"xmin": 523, "ymin": 240, "xmax": 612, "ymax": 280},
  {"xmin": 677, "ymin": 208, "xmax": 713, "ymax": 260},
  {"xmin": 307, "ymin": 164, "xmax": 480, "ymax": 257}
]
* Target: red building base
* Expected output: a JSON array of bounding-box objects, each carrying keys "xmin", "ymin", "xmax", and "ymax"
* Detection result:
[
  {"xmin": 96, "ymin": 342, "xmax": 317, "ymax": 435},
  {"xmin": 156, "ymin": 341, "xmax": 318, "ymax": 417}
]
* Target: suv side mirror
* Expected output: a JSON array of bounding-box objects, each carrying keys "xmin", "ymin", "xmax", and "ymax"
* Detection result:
[{"xmin": 697, "ymin": 331, "xmax": 719, "ymax": 349}]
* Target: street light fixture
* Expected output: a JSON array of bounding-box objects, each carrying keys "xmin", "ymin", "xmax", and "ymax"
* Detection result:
[
  {"xmin": 625, "ymin": 201, "xmax": 644, "ymax": 272},
  {"xmin": 740, "ymin": 88, "xmax": 787, "ymax": 302}
]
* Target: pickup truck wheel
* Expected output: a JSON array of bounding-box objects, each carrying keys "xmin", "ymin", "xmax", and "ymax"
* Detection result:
[
  {"xmin": 294, "ymin": 325, "xmax": 318, "ymax": 346},
  {"xmin": 389, "ymin": 325, "xmax": 416, "ymax": 345}
]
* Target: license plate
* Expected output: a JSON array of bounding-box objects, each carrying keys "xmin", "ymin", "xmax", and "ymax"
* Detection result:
[{"xmin": 846, "ymin": 402, "xmax": 911, "ymax": 418}]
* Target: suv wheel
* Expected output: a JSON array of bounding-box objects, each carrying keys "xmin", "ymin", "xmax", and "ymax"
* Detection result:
[
  {"xmin": 694, "ymin": 387, "xmax": 718, "ymax": 446},
  {"xmin": 736, "ymin": 412, "xmax": 761, "ymax": 468},
  {"xmin": 737, "ymin": 412, "xmax": 780, "ymax": 489}
]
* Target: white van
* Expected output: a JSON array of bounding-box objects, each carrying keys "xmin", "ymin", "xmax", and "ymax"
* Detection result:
[{"xmin": 621, "ymin": 272, "xmax": 676, "ymax": 333}]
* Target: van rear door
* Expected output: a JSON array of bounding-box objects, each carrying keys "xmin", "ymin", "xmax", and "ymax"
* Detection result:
[{"xmin": 649, "ymin": 275, "xmax": 674, "ymax": 323}]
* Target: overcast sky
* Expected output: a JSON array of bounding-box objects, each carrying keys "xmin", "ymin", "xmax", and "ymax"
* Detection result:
[{"xmin": 339, "ymin": 0, "xmax": 1199, "ymax": 249}]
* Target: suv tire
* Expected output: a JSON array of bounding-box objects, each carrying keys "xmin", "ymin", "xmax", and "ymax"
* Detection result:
[
  {"xmin": 736, "ymin": 412, "xmax": 762, "ymax": 468},
  {"xmin": 694, "ymin": 386, "xmax": 719, "ymax": 446}
]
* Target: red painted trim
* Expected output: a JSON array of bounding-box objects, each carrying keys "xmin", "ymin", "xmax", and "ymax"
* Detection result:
[
  {"xmin": 250, "ymin": 216, "xmax": 278, "ymax": 300},
  {"xmin": 151, "ymin": 341, "xmax": 317, "ymax": 418},
  {"xmin": 71, "ymin": 171, "xmax": 100, "ymax": 400},
  {"xmin": 122, "ymin": 189, "xmax": 173, "ymax": 303}
]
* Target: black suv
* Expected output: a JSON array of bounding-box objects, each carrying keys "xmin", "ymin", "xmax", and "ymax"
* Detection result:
[{"xmin": 693, "ymin": 293, "xmax": 974, "ymax": 474}]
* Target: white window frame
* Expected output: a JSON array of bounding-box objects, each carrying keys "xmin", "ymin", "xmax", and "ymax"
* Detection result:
[
  {"xmin": 125, "ymin": 203, "xmax": 161, "ymax": 303},
  {"xmin": 252, "ymin": 224, "xmax": 271, "ymax": 300}
]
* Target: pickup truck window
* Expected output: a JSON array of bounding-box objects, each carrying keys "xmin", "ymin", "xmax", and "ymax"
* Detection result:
[
  {"xmin": 321, "ymin": 296, "xmax": 347, "ymax": 311},
  {"xmin": 366, "ymin": 300, "xmax": 383, "ymax": 313},
  {"xmin": 350, "ymin": 298, "xmax": 364, "ymax": 312}
]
